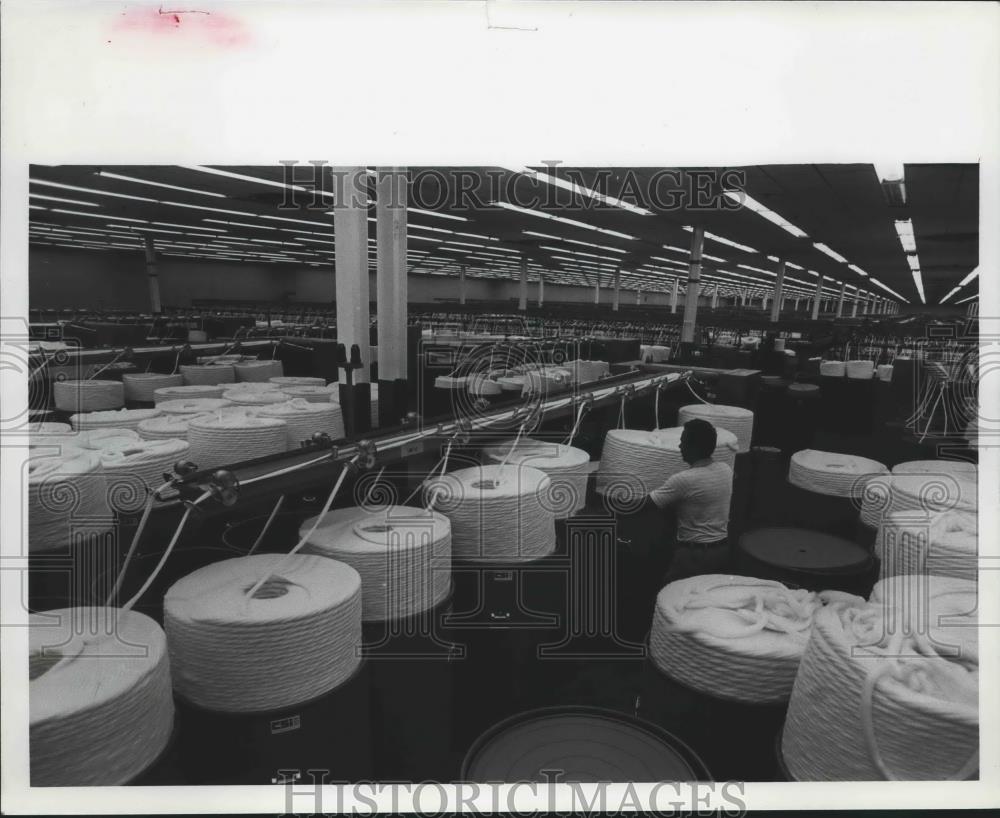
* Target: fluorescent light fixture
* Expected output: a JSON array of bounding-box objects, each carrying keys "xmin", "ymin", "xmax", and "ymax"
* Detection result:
[
  {"xmin": 31, "ymin": 178, "xmax": 157, "ymax": 203},
  {"xmin": 409, "ymin": 234, "xmax": 444, "ymax": 242},
  {"xmin": 869, "ymin": 277, "xmax": 907, "ymax": 301},
  {"xmin": 258, "ymin": 214, "xmax": 332, "ymax": 227},
  {"xmin": 737, "ymin": 264, "xmax": 775, "ymax": 276},
  {"xmin": 409, "ymin": 223, "xmax": 453, "ymax": 235},
  {"xmin": 905, "ymin": 255, "xmax": 920, "ymax": 272},
  {"xmin": 847, "ymin": 264, "xmax": 869, "ymax": 277},
  {"xmin": 50, "ymin": 208, "xmax": 146, "ymax": 223},
  {"xmin": 298, "ymin": 237, "xmax": 336, "ymax": 246},
  {"xmin": 96, "ymin": 171, "xmax": 227, "ymax": 198},
  {"xmin": 30, "ymin": 193, "xmax": 100, "ymax": 207},
  {"xmin": 152, "ymin": 221, "xmax": 227, "ymax": 232},
  {"xmin": 540, "ymin": 245, "xmax": 622, "ymax": 263},
  {"xmin": 164, "ymin": 201, "xmax": 248, "ymax": 216},
  {"xmin": 513, "ymin": 167, "xmax": 653, "ymax": 216},
  {"xmin": 723, "ymin": 191, "xmax": 808, "ymax": 238},
  {"xmin": 955, "ymin": 293, "xmax": 977, "ymax": 305},
  {"xmin": 894, "ymin": 219, "xmax": 917, "ymax": 253},
  {"xmin": 702, "ymin": 253, "xmax": 726, "ymax": 263},
  {"xmin": 939, "ymin": 286, "xmax": 960, "ymax": 304},
  {"xmin": 959, "ymin": 266, "xmax": 979, "ymax": 288},
  {"xmin": 29, "ymin": 205, "xmax": 46, "ymax": 210},
  {"xmin": 911, "ymin": 270, "xmax": 926, "ymax": 303},
  {"xmin": 494, "ymin": 201, "xmax": 636, "ymax": 240},
  {"xmin": 684, "ymin": 226, "xmax": 758, "ymax": 254},
  {"xmin": 408, "ymin": 207, "xmax": 468, "ymax": 222},
  {"xmin": 812, "ymin": 242, "xmax": 848, "ymax": 264},
  {"xmin": 523, "ymin": 230, "xmax": 628, "ymax": 254},
  {"xmin": 203, "ymin": 218, "xmax": 277, "ymax": 230}
]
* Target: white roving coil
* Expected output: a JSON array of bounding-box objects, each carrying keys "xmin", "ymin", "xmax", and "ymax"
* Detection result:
[
  {"xmin": 677, "ymin": 403, "xmax": 755, "ymax": 453},
  {"xmin": 300, "ymin": 505, "xmax": 452, "ymax": 622},
  {"xmin": 179, "ymin": 363, "xmax": 235, "ymax": 386},
  {"xmin": 424, "ymin": 464, "xmax": 556, "ymax": 562},
  {"xmin": 846, "ymin": 360, "xmax": 875, "ymax": 380},
  {"xmin": 860, "ymin": 472, "xmax": 977, "ymax": 529},
  {"xmin": 819, "ymin": 361, "xmax": 846, "ymax": 378},
  {"xmin": 223, "ymin": 381, "xmax": 281, "ymax": 393},
  {"xmin": 153, "ymin": 384, "xmax": 228, "ymax": 403},
  {"xmin": 875, "ymin": 510, "xmax": 978, "ymax": 582},
  {"xmin": 221, "ymin": 389, "xmax": 291, "ymax": 407},
  {"xmin": 877, "ymin": 365, "xmax": 894, "ymax": 383},
  {"xmin": 270, "ymin": 376, "xmax": 327, "ymax": 387},
  {"xmin": 282, "ymin": 384, "xmax": 338, "ymax": 404},
  {"xmin": 97, "ymin": 438, "xmax": 190, "ymax": 513},
  {"xmin": 186, "ymin": 413, "xmax": 287, "ymax": 469},
  {"xmin": 70, "ymin": 408, "xmax": 162, "ymax": 432},
  {"xmin": 28, "ymin": 450, "xmax": 113, "ymax": 554},
  {"xmin": 789, "ymin": 449, "xmax": 888, "ymax": 498},
  {"xmin": 71, "ymin": 427, "xmax": 141, "ymax": 451},
  {"xmin": 157, "ymin": 398, "xmax": 233, "ymax": 415},
  {"xmin": 29, "ymin": 607, "xmax": 174, "ymax": 786},
  {"xmin": 122, "ymin": 373, "xmax": 185, "ymax": 403},
  {"xmin": 164, "ymin": 554, "xmax": 362, "ymax": 712},
  {"xmin": 891, "ymin": 459, "xmax": 977, "ymax": 479},
  {"xmin": 53, "ymin": 379, "xmax": 125, "ymax": 413},
  {"xmin": 234, "ymin": 359, "xmax": 284, "ymax": 382},
  {"xmin": 255, "ymin": 398, "xmax": 346, "ymax": 449},
  {"xmin": 596, "ymin": 427, "xmax": 738, "ymax": 500},
  {"xmin": 482, "ymin": 439, "xmax": 590, "ymax": 519},
  {"xmin": 650, "ymin": 575, "xmax": 864, "ymax": 704},
  {"xmin": 137, "ymin": 412, "xmax": 213, "ymax": 441},
  {"xmin": 27, "ymin": 422, "xmax": 72, "ymax": 434},
  {"xmin": 781, "ymin": 578, "xmax": 978, "ymax": 780}
]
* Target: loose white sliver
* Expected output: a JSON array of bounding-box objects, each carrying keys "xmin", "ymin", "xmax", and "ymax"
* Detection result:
[
  {"xmin": 70, "ymin": 408, "xmax": 162, "ymax": 432},
  {"xmin": 153, "ymin": 384, "xmax": 228, "ymax": 403},
  {"xmin": 157, "ymin": 398, "xmax": 233, "ymax": 415},
  {"xmin": 789, "ymin": 449, "xmax": 889, "ymax": 498},
  {"xmin": 282, "ymin": 384, "xmax": 338, "ymax": 403},
  {"xmin": 270, "ymin": 376, "xmax": 327, "ymax": 387},
  {"xmin": 221, "ymin": 389, "xmax": 292, "ymax": 407}
]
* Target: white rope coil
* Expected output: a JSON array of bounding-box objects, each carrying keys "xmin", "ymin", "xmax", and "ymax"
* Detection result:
[
  {"xmin": 186, "ymin": 413, "xmax": 288, "ymax": 469},
  {"xmin": 97, "ymin": 438, "xmax": 190, "ymax": 513},
  {"xmin": 860, "ymin": 472, "xmax": 977, "ymax": 529},
  {"xmin": 153, "ymin": 384, "xmax": 228, "ymax": 403},
  {"xmin": 482, "ymin": 439, "xmax": 590, "ymax": 519},
  {"xmin": 650, "ymin": 574, "xmax": 864, "ymax": 705},
  {"xmin": 846, "ymin": 360, "xmax": 875, "ymax": 380},
  {"xmin": 891, "ymin": 460, "xmax": 977, "ymax": 479},
  {"xmin": 223, "ymin": 381, "xmax": 281, "ymax": 393},
  {"xmin": 876, "ymin": 510, "xmax": 978, "ymax": 582},
  {"xmin": 122, "ymin": 373, "xmax": 184, "ymax": 403},
  {"xmin": 71, "ymin": 427, "xmax": 141, "ymax": 450},
  {"xmin": 424, "ymin": 464, "xmax": 556, "ymax": 562},
  {"xmin": 596, "ymin": 427, "xmax": 739, "ymax": 502},
  {"xmin": 789, "ymin": 449, "xmax": 889, "ymax": 498},
  {"xmin": 877, "ymin": 365, "xmax": 894, "ymax": 383},
  {"xmin": 179, "ymin": 364, "xmax": 236, "ymax": 386},
  {"xmin": 781, "ymin": 579, "xmax": 978, "ymax": 780},
  {"xmin": 255, "ymin": 398, "xmax": 346, "ymax": 449},
  {"xmin": 270, "ymin": 376, "xmax": 327, "ymax": 387},
  {"xmin": 820, "ymin": 361, "xmax": 846, "ymax": 378},
  {"xmin": 70, "ymin": 408, "xmax": 163, "ymax": 432},
  {"xmin": 53, "ymin": 380, "xmax": 125, "ymax": 413},
  {"xmin": 157, "ymin": 397, "xmax": 233, "ymax": 415},
  {"xmin": 29, "ymin": 606, "xmax": 174, "ymax": 785},
  {"xmin": 28, "ymin": 450, "xmax": 113, "ymax": 553},
  {"xmin": 163, "ymin": 554, "xmax": 362, "ymax": 712},
  {"xmin": 221, "ymin": 389, "xmax": 292, "ymax": 407},
  {"xmin": 677, "ymin": 403, "xmax": 755, "ymax": 453},
  {"xmin": 282, "ymin": 384, "xmax": 338, "ymax": 403},
  {"xmin": 234, "ymin": 359, "xmax": 284, "ymax": 382},
  {"xmin": 137, "ymin": 412, "xmax": 212, "ymax": 441},
  {"xmin": 300, "ymin": 505, "xmax": 452, "ymax": 622}
]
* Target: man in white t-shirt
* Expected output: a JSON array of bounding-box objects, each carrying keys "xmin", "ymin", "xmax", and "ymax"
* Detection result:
[{"xmin": 648, "ymin": 418, "xmax": 734, "ymax": 584}]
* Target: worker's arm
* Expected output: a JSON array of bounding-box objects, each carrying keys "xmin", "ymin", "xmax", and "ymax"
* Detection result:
[{"xmin": 648, "ymin": 473, "xmax": 685, "ymax": 511}]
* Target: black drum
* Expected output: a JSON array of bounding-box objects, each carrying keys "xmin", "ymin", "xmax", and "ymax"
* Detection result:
[
  {"xmin": 782, "ymin": 383, "xmax": 820, "ymax": 455},
  {"xmin": 461, "ymin": 706, "xmax": 710, "ymax": 782},
  {"xmin": 735, "ymin": 526, "xmax": 876, "ymax": 596},
  {"xmin": 782, "ymin": 482, "xmax": 862, "ymax": 540}
]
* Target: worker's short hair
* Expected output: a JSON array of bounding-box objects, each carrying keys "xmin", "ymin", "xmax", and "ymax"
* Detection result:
[{"xmin": 682, "ymin": 418, "xmax": 717, "ymax": 459}]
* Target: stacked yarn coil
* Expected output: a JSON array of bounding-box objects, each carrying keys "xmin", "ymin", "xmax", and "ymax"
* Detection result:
[
  {"xmin": 221, "ymin": 389, "xmax": 291, "ymax": 407},
  {"xmin": 71, "ymin": 427, "xmax": 141, "ymax": 450},
  {"xmin": 122, "ymin": 373, "xmax": 185, "ymax": 403},
  {"xmin": 179, "ymin": 364, "xmax": 235, "ymax": 387},
  {"xmin": 29, "ymin": 606, "xmax": 175, "ymax": 786},
  {"xmin": 270, "ymin": 376, "xmax": 327, "ymax": 388},
  {"xmin": 186, "ymin": 413, "xmax": 287, "ymax": 469},
  {"xmin": 234, "ymin": 359, "xmax": 284, "ymax": 382},
  {"xmin": 860, "ymin": 472, "xmax": 977, "ymax": 529},
  {"xmin": 153, "ymin": 384, "xmax": 228, "ymax": 403},
  {"xmin": 877, "ymin": 365, "xmax": 894, "ymax": 383},
  {"xmin": 53, "ymin": 379, "xmax": 125, "ymax": 413},
  {"xmin": 846, "ymin": 360, "xmax": 875, "ymax": 380},
  {"xmin": 789, "ymin": 449, "xmax": 889, "ymax": 498},
  {"xmin": 425, "ymin": 464, "xmax": 556, "ymax": 562},
  {"xmin": 891, "ymin": 459, "xmax": 977, "ymax": 479},
  {"xmin": 300, "ymin": 505, "xmax": 452, "ymax": 622},
  {"xmin": 677, "ymin": 403, "xmax": 755, "ymax": 453},
  {"xmin": 482, "ymin": 439, "xmax": 590, "ymax": 519},
  {"xmin": 28, "ymin": 450, "xmax": 113, "ymax": 553},
  {"xmin": 96, "ymin": 438, "xmax": 191, "ymax": 513},
  {"xmin": 137, "ymin": 413, "xmax": 213, "ymax": 442},
  {"xmin": 157, "ymin": 397, "xmax": 233, "ymax": 415},
  {"xmin": 255, "ymin": 398, "xmax": 346, "ymax": 449},
  {"xmin": 781, "ymin": 577, "xmax": 978, "ymax": 780},
  {"xmin": 875, "ymin": 510, "xmax": 978, "ymax": 582},
  {"xmin": 819, "ymin": 361, "xmax": 846, "ymax": 378},
  {"xmin": 70, "ymin": 408, "xmax": 162, "ymax": 432},
  {"xmin": 282, "ymin": 384, "xmax": 338, "ymax": 404},
  {"xmin": 649, "ymin": 575, "xmax": 864, "ymax": 704},
  {"xmin": 164, "ymin": 554, "xmax": 362, "ymax": 712}
]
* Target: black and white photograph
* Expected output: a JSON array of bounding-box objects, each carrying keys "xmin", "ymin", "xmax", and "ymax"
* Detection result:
[{"xmin": 1, "ymin": 2, "xmax": 998, "ymax": 816}]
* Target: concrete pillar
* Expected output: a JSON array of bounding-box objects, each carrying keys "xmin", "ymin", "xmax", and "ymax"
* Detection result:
[
  {"xmin": 670, "ymin": 278, "xmax": 679, "ymax": 313},
  {"xmin": 459, "ymin": 264, "xmax": 467, "ymax": 305},
  {"xmin": 711, "ymin": 282, "xmax": 719, "ymax": 309},
  {"xmin": 594, "ymin": 274, "xmax": 601, "ymax": 305},
  {"xmin": 333, "ymin": 166, "xmax": 370, "ymax": 385},
  {"xmin": 836, "ymin": 281, "xmax": 847, "ymax": 318},
  {"xmin": 143, "ymin": 236, "xmax": 161, "ymax": 314},
  {"xmin": 612, "ymin": 267, "xmax": 621, "ymax": 312},
  {"xmin": 538, "ymin": 273, "xmax": 544, "ymax": 307},
  {"xmin": 769, "ymin": 261, "xmax": 785, "ymax": 322},
  {"xmin": 811, "ymin": 274, "xmax": 824, "ymax": 320},
  {"xmin": 519, "ymin": 256, "xmax": 528, "ymax": 311},
  {"xmin": 376, "ymin": 167, "xmax": 407, "ymax": 383},
  {"xmin": 681, "ymin": 226, "xmax": 704, "ymax": 343},
  {"xmin": 852, "ymin": 296, "xmax": 859, "ymax": 318},
  {"xmin": 794, "ymin": 297, "xmax": 799, "ymax": 312},
  {"xmin": 636, "ymin": 288, "xmax": 642, "ymax": 306},
  {"xmin": 762, "ymin": 294, "xmax": 769, "ymax": 312}
]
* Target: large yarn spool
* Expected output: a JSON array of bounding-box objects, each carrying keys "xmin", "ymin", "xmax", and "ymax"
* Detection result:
[
  {"xmin": 221, "ymin": 388, "xmax": 291, "ymax": 407},
  {"xmin": 71, "ymin": 427, "xmax": 141, "ymax": 450},
  {"xmin": 234, "ymin": 359, "xmax": 284, "ymax": 382},
  {"xmin": 28, "ymin": 450, "xmax": 113, "ymax": 553},
  {"xmin": 780, "ymin": 578, "xmax": 978, "ymax": 780},
  {"xmin": 270, "ymin": 376, "xmax": 327, "ymax": 388},
  {"xmin": 860, "ymin": 472, "xmax": 976, "ymax": 529},
  {"xmin": 789, "ymin": 449, "xmax": 889, "ymax": 498},
  {"xmin": 122, "ymin": 373, "xmax": 184, "ymax": 403},
  {"xmin": 482, "ymin": 439, "xmax": 590, "ymax": 519},
  {"xmin": 892, "ymin": 459, "xmax": 977, "ymax": 479},
  {"xmin": 876, "ymin": 365, "xmax": 894, "ymax": 383},
  {"xmin": 153, "ymin": 384, "xmax": 227, "ymax": 403},
  {"xmin": 164, "ymin": 554, "xmax": 362, "ymax": 712},
  {"xmin": 255, "ymin": 398, "xmax": 346, "ymax": 449},
  {"xmin": 157, "ymin": 398, "xmax": 233, "ymax": 415},
  {"xmin": 300, "ymin": 505, "xmax": 452, "ymax": 622},
  {"xmin": 424, "ymin": 464, "xmax": 556, "ymax": 562},
  {"xmin": 875, "ymin": 510, "xmax": 978, "ymax": 582},
  {"xmin": 97, "ymin": 438, "xmax": 190, "ymax": 513},
  {"xmin": 223, "ymin": 380, "xmax": 281, "ymax": 393},
  {"xmin": 846, "ymin": 360, "xmax": 875, "ymax": 380},
  {"xmin": 186, "ymin": 414, "xmax": 287, "ymax": 469},
  {"xmin": 819, "ymin": 361, "xmax": 846, "ymax": 378},
  {"xmin": 53, "ymin": 379, "xmax": 125, "ymax": 413},
  {"xmin": 677, "ymin": 403, "xmax": 755, "ymax": 453},
  {"xmin": 282, "ymin": 384, "xmax": 338, "ymax": 404},
  {"xmin": 70, "ymin": 407, "xmax": 162, "ymax": 432},
  {"xmin": 596, "ymin": 427, "xmax": 738, "ymax": 502},
  {"xmin": 29, "ymin": 607, "xmax": 175, "ymax": 786},
  {"xmin": 179, "ymin": 363, "xmax": 235, "ymax": 386},
  {"xmin": 137, "ymin": 412, "xmax": 211, "ymax": 441}
]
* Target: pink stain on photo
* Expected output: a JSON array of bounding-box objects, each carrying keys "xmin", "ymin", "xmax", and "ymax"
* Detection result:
[{"xmin": 110, "ymin": 5, "xmax": 252, "ymax": 48}]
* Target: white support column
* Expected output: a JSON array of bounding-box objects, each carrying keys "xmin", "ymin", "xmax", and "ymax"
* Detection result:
[
  {"xmin": 594, "ymin": 274, "xmax": 601, "ymax": 305},
  {"xmin": 811, "ymin": 274, "xmax": 824, "ymax": 320},
  {"xmin": 143, "ymin": 236, "xmax": 162, "ymax": 313},
  {"xmin": 333, "ymin": 166, "xmax": 370, "ymax": 385},
  {"xmin": 459, "ymin": 264, "xmax": 467, "ymax": 305},
  {"xmin": 681, "ymin": 226, "xmax": 704, "ymax": 343},
  {"xmin": 711, "ymin": 282, "xmax": 719, "ymax": 310},
  {"xmin": 762, "ymin": 293, "xmax": 769, "ymax": 312},
  {"xmin": 376, "ymin": 167, "xmax": 407, "ymax": 383},
  {"xmin": 851, "ymin": 295, "xmax": 859, "ymax": 318},
  {"xmin": 770, "ymin": 261, "xmax": 786, "ymax": 322},
  {"xmin": 635, "ymin": 288, "xmax": 642, "ymax": 306},
  {"xmin": 538, "ymin": 273, "xmax": 545, "ymax": 307},
  {"xmin": 836, "ymin": 281, "xmax": 847, "ymax": 318},
  {"xmin": 612, "ymin": 267, "xmax": 621, "ymax": 312},
  {"xmin": 794, "ymin": 296, "xmax": 799, "ymax": 312},
  {"xmin": 519, "ymin": 256, "xmax": 528, "ymax": 311}
]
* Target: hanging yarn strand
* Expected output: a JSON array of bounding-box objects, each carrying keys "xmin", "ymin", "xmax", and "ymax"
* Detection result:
[
  {"xmin": 565, "ymin": 402, "xmax": 586, "ymax": 445},
  {"xmin": 247, "ymin": 495, "xmax": 286, "ymax": 556},
  {"xmin": 498, "ymin": 423, "xmax": 527, "ymax": 470},
  {"xmin": 104, "ymin": 479, "xmax": 174, "ymax": 606}
]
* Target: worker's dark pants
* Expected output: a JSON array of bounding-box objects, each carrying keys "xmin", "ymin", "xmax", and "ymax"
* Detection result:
[{"xmin": 661, "ymin": 538, "xmax": 731, "ymax": 586}]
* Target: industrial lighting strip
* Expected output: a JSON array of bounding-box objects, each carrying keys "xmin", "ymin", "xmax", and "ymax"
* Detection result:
[{"xmin": 940, "ymin": 267, "xmax": 980, "ymax": 304}]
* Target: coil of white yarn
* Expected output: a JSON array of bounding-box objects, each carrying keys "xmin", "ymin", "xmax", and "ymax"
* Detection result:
[
  {"xmin": 649, "ymin": 575, "xmax": 864, "ymax": 704},
  {"xmin": 137, "ymin": 412, "xmax": 212, "ymax": 442},
  {"xmin": 164, "ymin": 554, "xmax": 362, "ymax": 712},
  {"xmin": 221, "ymin": 389, "xmax": 291, "ymax": 407},
  {"xmin": 781, "ymin": 580, "xmax": 978, "ymax": 780},
  {"xmin": 282, "ymin": 384, "xmax": 338, "ymax": 404},
  {"xmin": 301, "ymin": 505, "xmax": 452, "ymax": 621},
  {"xmin": 270, "ymin": 376, "xmax": 327, "ymax": 388},
  {"xmin": 482, "ymin": 439, "xmax": 590, "ymax": 519},
  {"xmin": 71, "ymin": 427, "xmax": 141, "ymax": 451},
  {"xmin": 860, "ymin": 471, "xmax": 977, "ymax": 529},
  {"xmin": 53, "ymin": 379, "xmax": 125, "ymax": 413},
  {"xmin": 819, "ymin": 361, "xmax": 846, "ymax": 378},
  {"xmin": 677, "ymin": 403, "xmax": 755, "ymax": 453},
  {"xmin": 180, "ymin": 363, "xmax": 235, "ymax": 386},
  {"xmin": 891, "ymin": 459, "xmax": 977, "ymax": 479},
  {"xmin": 255, "ymin": 398, "xmax": 346, "ymax": 449},
  {"xmin": 223, "ymin": 380, "xmax": 281, "ymax": 393},
  {"xmin": 789, "ymin": 449, "xmax": 889, "ymax": 498},
  {"xmin": 875, "ymin": 510, "xmax": 978, "ymax": 582},
  {"xmin": 156, "ymin": 397, "xmax": 233, "ymax": 415},
  {"xmin": 234, "ymin": 359, "xmax": 284, "ymax": 382},
  {"xmin": 28, "ymin": 450, "xmax": 113, "ymax": 553},
  {"xmin": 97, "ymin": 438, "xmax": 190, "ymax": 513},
  {"xmin": 846, "ymin": 360, "xmax": 875, "ymax": 380},
  {"xmin": 153, "ymin": 384, "xmax": 228, "ymax": 403},
  {"xmin": 424, "ymin": 464, "xmax": 556, "ymax": 562},
  {"xmin": 877, "ymin": 365, "xmax": 894, "ymax": 383},
  {"xmin": 186, "ymin": 413, "xmax": 287, "ymax": 469},
  {"xmin": 27, "ymin": 421, "xmax": 72, "ymax": 434},
  {"xmin": 596, "ymin": 427, "xmax": 739, "ymax": 500},
  {"xmin": 29, "ymin": 606, "xmax": 175, "ymax": 786},
  {"xmin": 122, "ymin": 373, "xmax": 185, "ymax": 403},
  {"xmin": 70, "ymin": 407, "xmax": 163, "ymax": 432}
]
